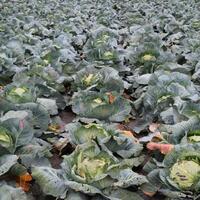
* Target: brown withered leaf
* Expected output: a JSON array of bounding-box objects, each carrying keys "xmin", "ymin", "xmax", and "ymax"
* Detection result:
[{"xmin": 16, "ymin": 172, "xmax": 32, "ymax": 192}]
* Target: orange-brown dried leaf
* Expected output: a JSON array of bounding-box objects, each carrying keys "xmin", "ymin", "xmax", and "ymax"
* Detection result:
[
  {"xmin": 147, "ymin": 142, "xmax": 174, "ymax": 155},
  {"xmin": 117, "ymin": 124, "xmax": 137, "ymax": 136},
  {"xmin": 121, "ymin": 130, "xmax": 139, "ymax": 143},
  {"xmin": 142, "ymin": 191, "xmax": 157, "ymax": 197},
  {"xmin": 16, "ymin": 172, "xmax": 32, "ymax": 192},
  {"xmin": 121, "ymin": 130, "xmax": 134, "ymax": 138},
  {"xmin": 106, "ymin": 92, "xmax": 116, "ymax": 104}
]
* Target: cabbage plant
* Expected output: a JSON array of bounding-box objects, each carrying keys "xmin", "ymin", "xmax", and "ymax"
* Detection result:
[
  {"xmin": 61, "ymin": 142, "xmax": 147, "ymax": 199},
  {"xmin": 0, "ymin": 118, "xmax": 35, "ymax": 194},
  {"xmin": 0, "ymin": 116, "xmax": 51, "ymax": 168},
  {"xmin": 83, "ymin": 27, "xmax": 120, "ymax": 65},
  {"xmin": 31, "ymin": 142, "xmax": 146, "ymax": 199},
  {"xmin": 71, "ymin": 91, "xmax": 131, "ymax": 122},
  {"xmin": 133, "ymin": 70, "xmax": 200, "ymax": 121},
  {"xmin": 142, "ymin": 143, "xmax": 200, "ymax": 199},
  {"xmin": 127, "ymin": 29, "xmax": 174, "ymax": 74},
  {"xmin": 2, "ymin": 77, "xmax": 66, "ymax": 110}
]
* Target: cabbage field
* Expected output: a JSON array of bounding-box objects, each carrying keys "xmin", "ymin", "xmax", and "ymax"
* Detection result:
[{"xmin": 0, "ymin": 0, "xmax": 200, "ymax": 199}]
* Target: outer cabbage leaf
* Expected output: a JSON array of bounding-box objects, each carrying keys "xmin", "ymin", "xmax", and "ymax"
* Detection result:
[
  {"xmin": 31, "ymin": 166, "xmax": 67, "ymax": 198},
  {"xmin": 65, "ymin": 190, "xmax": 88, "ymax": 200},
  {"xmin": 159, "ymin": 102, "xmax": 200, "ymax": 144},
  {"xmin": 0, "ymin": 155, "xmax": 18, "ymax": 176},
  {"xmin": 160, "ymin": 116, "xmax": 200, "ymax": 144},
  {"xmin": 102, "ymin": 188, "xmax": 144, "ymax": 200},
  {"xmin": 0, "ymin": 182, "xmax": 28, "ymax": 200},
  {"xmin": 36, "ymin": 98, "xmax": 58, "ymax": 115},
  {"xmin": 16, "ymin": 138, "xmax": 52, "ymax": 168},
  {"xmin": 0, "ymin": 111, "xmax": 30, "ymax": 122}
]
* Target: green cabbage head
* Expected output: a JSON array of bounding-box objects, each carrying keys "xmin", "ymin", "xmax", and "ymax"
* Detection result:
[
  {"xmin": 188, "ymin": 130, "xmax": 200, "ymax": 143},
  {"xmin": 170, "ymin": 160, "xmax": 200, "ymax": 190},
  {"xmin": 5, "ymin": 86, "xmax": 33, "ymax": 103},
  {"xmin": 61, "ymin": 142, "xmax": 147, "ymax": 199}
]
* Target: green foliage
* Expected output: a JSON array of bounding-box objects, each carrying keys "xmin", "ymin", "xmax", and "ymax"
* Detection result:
[{"xmin": 0, "ymin": 0, "xmax": 200, "ymax": 199}]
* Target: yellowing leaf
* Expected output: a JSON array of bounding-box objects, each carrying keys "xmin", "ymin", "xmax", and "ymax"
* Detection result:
[
  {"xmin": 48, "ymin": 124, "xmax": 61, "ymax": 134},
  {"xmin": 0, "ymin": 127, "xmax": 13, "ymax": 148},
  {"xmin": 142, "ymin": 54, "xmax": 156, "ymax": 61},
  {"xmin": 82, "ymin": 74, "xmax": 95, "ymax": 86},
  {"xmin": 93, "ymin": 98, "xmax": 103, "ymax": 104},
  {"xmin": 14, "ymin": 88, "xmax": 26, "ymax": 96}
]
